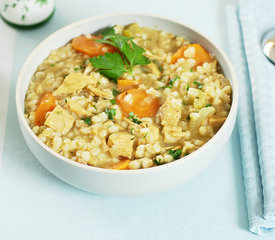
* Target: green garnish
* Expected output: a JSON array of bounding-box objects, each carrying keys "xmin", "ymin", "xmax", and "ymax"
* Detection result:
[
  {"xmin": 89, "ymin": 27, "xmax": 150, "ymax": 82},
  {"xmin": 157, "ymin": 76, "xmax": 179, "ymax": 89},
  {"xmin": 143, "ymin": 133, "xmax": 148, "ymax": 138},
  {"xmin": 190, "ymin": 68, "xmax": 193, "ymax": 72},
  {"xmin": 159, "ymin": 75, "xmax": 166, "ymax": 82},
  {"xmin": 74, "ymin": 66, "xmax": 82, "ymax": 71},
  {"xmin": 168, "ymin": 149, "xmax": 182, "ymax": 160},
  {"xmin": 184, "ymin": 152, "xmax": 189, "ymax": 156},
  {"xmin": 110, "ymin": 99, "xmax": 116, "ymax": 105},
  {"xmin": 159, "ymin": 66, "xmax": 163, "ymax": 71},
  {"xmin": 92, "ymin": 105, "xmax": 97, "ymax": 111},
  {"xmin": 187, "ymin": 114, "xmax": 190, "ymax": 121},
  {"xmin": 182, "ymin": 100, "xmax": 186, "ymax": 106},
  {"xmin": 130, "ymin": 128, "xmax": 134, "ymax": 135},
  {"xmin": 101, "ymin": 26, "xmax": 116, "ymax": 36},
  {"xmin": 128, "ymin": 111, "xmax": 141, "ymax": 124},
  {"xmin": 205, "ymin": 104, "xmax": 212, "ymax": 107},
  {"xmin": 50, "ymin": 64, "xmax": 55, "ymax": 67},
  {"xmin": 154, "ymin": 158, "xmax": 163, "ymax": 166},
  {"xmin": 105, "ymin": 108, "xmax": 116, "ymax": 120},
  {"xmin": 81, "ymin": 117, "xmax": 91, "ymax": 125},
  {"xmin": 65, "ymin": 99, "xmax": 67, "ymax": 103},
  {"xmin": 193, "ymin": 81, "xmax": 203, "ymax": 89},
  {"xmin": 186, "ymin": 83, "xmax": 190, "ymax": 91},
  {"xmin": 112, "ymin": 88, "xmax": 120, "ymax": 97}
]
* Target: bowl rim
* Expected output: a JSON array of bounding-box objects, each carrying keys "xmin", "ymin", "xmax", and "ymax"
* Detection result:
[{"xmin": 16, "ymin": 12, "xmax": 238, "ymax": 175}]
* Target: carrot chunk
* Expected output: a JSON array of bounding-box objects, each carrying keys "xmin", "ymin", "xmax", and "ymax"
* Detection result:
[
  {"xmin": 171, "ymin": 44, "xmax": 211, "ymax": 66},
  {"xmin": 111, "ymin": 159, "xmax": 131, "ymax": 170},
  {"xmin": 71, "ymin": 35, "xmax": 117, "ymax": 57},
  {"xmin": 117, "ymin": 79, "xmax": 140, "ymax": 91},
  {"xmin": 35, "ymin": 92, "xmax": 57, "ymax": 126},
  {"xmin": 116, "ymin": 89, "xmax": 160, "ymax": 118}
]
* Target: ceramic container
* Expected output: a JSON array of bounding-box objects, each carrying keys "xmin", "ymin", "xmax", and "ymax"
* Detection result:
[
  {"xmin": 0, "ymin": 0, "xmax": 54, "ymax": 26},
  {"xmin": 16, "ymin": 13, "xmax": 238, "ymax": 196}
]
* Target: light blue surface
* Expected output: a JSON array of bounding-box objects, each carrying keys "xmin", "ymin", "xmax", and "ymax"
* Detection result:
[
  {"xmin": 0, "ymin": 0, "xmax": 273, "ymax": 239},
  {"xmin": 226, "ymin": 0, "xmax": 275, "ymax": 235}
]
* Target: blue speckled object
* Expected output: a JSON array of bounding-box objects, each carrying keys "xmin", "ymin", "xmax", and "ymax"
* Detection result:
[{"xmin": 226, "ymin": 0, "xmax": 275, "ymax": 235}]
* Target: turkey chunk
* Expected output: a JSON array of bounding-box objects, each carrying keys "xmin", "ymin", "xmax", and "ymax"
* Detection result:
[
  {"xmin": 44, "ymin": 105, "xmax": 74, "ymax": 135},
  {"xmin": 163, "ymin": 126, "xmax": 186, "ymax": 143},
  {"xmin": 108, "ymin": 132, "xmax": 135, "ymax": 158},
  {"xmin": 67, "ymin": 99, "xmax": 90, "ymax": 117},
  {"xmin": 53, "ymin": 72, "xmax": 95, "ymax": 96},
  {"xmin": 159, "ymin": 96, "xmax": 182, "ymax": 126},
  {"xmin": 86, "ymin": 85, "xmax": 112, "ymax": 98}
]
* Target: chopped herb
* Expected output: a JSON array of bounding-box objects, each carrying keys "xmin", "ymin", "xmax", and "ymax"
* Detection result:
[
  {"xmin": 159, "ymin": 66, "xmax": 163, "ymax": 71},
  {"xmin": 81, "ymin": 117, "xmax": 91, "ymax": 125},
  {"xmin": 159, "ymin": 75, "xmax": 166, "ymax": 82},
  {"xmin": 105, "ymin": 108, "xmax": 116, "ymax": 120},
  {"xmin": 74, "ymin": 65, "xmax": 83, "ymax": 71},
  {"xmin": 56, "ymin": 111, "xmax": 62, "ymax": 114},
  {"xmin": 130, "ymin": 128, "xmax": 134, "ymax": 135},
  {"xmin": 190, "ymin": 68, "xmax": 193, "ymax": 72},
  {"xmin": 89, "ymin": 27, "xmax": 150, "ymax": 81},
  {"xmin": 168, "ymin": 149, "xmax": 182, "ymax": 160},
  {"xmin": 184, "ymin": 152, "xmax": 189, "ymax": 156},
  {"xmin": 12, "ymin": 3, "xmax": 16, "ymax": 8},
  {"xmin": 50, "ymin": 64, "xmax": 55, "ymax": 67},
  {"xmin": 193, "ymin": 81, "xmax": 203, "ymax": 89},
  {"xmin": 182, "ymin": 100, "xmax": 186, "ymax": 106},
  {"xmin": 101, "ymin": 26, "xmax": 116, "ymax": 36},
  {"xmin": 92, "ymin": 105, "xmax": 97, "ymax": 111},
  {"xmin": 128, "ymin": 111, "xmax": 141, "ymax": 124},
  {"xmin": 157, "ymin": 76, "xmax": 179, "ymax": 89},
  {"xmin": 205, "ymin": 104, "xmax": 212, "ymax": 107},
  {"xmin": 187, "ymin": 114, "xmax": 190, "ymax": 121},
  {"xmin": 107, "ymin": 125, "xmax": 112, "ymax": 128},
  {"xmin": 154, "ymin": 158, "xmax": 163, "ymax": 166},
  {"xmin": 112, "ymin": 88, "xmax": 120, "ymax": 97},
  {"xmin": 186, "ymin": 83, "xmax": 190, "ymax": 91},
  {"xmin": 65, "ymin": 99, "xmax": 67, "ymax": 103},
  {"xmin": 110, "ymin": 99, "xmax": 116, "ymax": 105},
  {"xmin": 143, "ymin": 133, "xmax": 148, "ymax": 138}
]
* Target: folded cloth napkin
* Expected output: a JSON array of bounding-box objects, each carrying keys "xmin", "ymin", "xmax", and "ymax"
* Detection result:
[{"xmin": 226, "ymin": 0, "xmax": 275, "ymax": 235}]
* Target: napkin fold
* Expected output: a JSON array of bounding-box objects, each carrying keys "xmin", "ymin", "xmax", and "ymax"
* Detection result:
[{"xmin": 226, "ymin": 0, "xmax": 275, "ymax": 235}]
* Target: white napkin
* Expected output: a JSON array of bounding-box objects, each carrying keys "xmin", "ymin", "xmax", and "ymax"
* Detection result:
[{"xmin": 226, "ymin": 0, "xmax": 275, "ymax": 235}]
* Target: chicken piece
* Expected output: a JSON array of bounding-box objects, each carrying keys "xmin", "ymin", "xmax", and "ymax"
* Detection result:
[
  {"xmin": 86, "ymin": 85, "xmax": 112, "ymax": 98},
  {"xmin": 107, "ymin": 132, "xmax": 135, "ymax": 158},
  {"xmin": 209, "ymin": 117, "xmax": 226, "ymax": 132},
  {"xmin": 163, "ymin": 126, "xmax": 186, "ymax": 143},
  {"xmin": 67, "ymin": 99, "xmax": 90, "ymax": 117},
  {"xmin": 53, "ymin": 72, "xmax": 95, "ymax": 96},
  {"xmin": 137, "ymin": 125, "xmax": 159, "ymax": 144},
  {"xmin": 142, "ymin": 62, "xmax": 161, "ymax": 78},
  {"xmin": 44, "ymin": 105, "xmax": 74, "ymax": 135},
  {"xmin": 144, "ymin": 48, "xmax": 166, "ymax": 61},
  {"xmin": 159, "ymin": 96, "xmax": 182, "ymax": 126}
]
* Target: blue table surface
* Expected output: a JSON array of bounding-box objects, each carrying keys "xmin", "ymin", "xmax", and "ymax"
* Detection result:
[{"xmin": 0, "ymin": 0, "xmax": 271, "ymax": 239}]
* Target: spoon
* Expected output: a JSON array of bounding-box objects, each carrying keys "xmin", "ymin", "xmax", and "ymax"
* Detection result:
[{"xmin": 262, "ymin": 29, "xmax": 275, "ymax": 64}]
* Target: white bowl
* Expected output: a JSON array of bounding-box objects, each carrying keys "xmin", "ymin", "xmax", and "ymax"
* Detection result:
[{"xmin": 16, "ymin": 13, "xmax": 238, "ymax": 196}]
